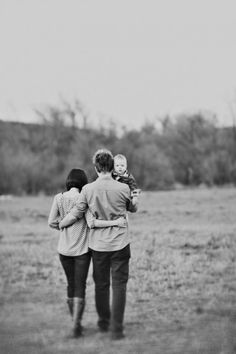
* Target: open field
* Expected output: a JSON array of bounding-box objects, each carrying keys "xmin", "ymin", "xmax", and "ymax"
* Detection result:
[{"xmin": 0, "ymin": 188, "xmax": 236, "ymax": 354}]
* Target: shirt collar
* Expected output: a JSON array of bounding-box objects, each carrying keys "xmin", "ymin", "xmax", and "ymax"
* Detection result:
[
  {"xmin": 97, "ymin": 173, "xmax": 113, "ymax": 180},
  {"xmin": 98, "ymin": 175, "xmax": 113, "ymax": 181}
]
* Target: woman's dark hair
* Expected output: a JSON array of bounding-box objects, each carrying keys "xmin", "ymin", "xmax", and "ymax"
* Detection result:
[
  {"xmin": 66, "ymin": 169, "xmax": 88, "ymax": 191},
  {"xmin": 92, "ymin": 149, "xmax": 114, "ymax": 173}
]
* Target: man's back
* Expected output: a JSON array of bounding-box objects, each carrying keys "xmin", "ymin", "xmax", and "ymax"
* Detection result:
[
  {"xmin": 81, "ymin": 174, "xmax": 136, "ymax": 251},
  {"xmin": 85, "ymin": 175, "xmax": 131, "ymax": 218}
]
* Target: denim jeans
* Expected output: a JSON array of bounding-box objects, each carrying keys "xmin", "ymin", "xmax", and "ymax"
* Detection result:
[
  {"xmin": 59, "ymin": 252, "xmax": 91, "ymax": 298},
  {"xmin": 91, "ymin": 244, "xmax": 131, "ymax": 333}
]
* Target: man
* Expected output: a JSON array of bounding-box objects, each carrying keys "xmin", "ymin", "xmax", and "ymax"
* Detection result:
[{"xmin": 59, "ymin": 149, "xmax": 138, "ymax": 340}]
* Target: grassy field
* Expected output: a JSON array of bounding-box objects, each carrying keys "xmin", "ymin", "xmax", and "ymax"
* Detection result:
[{"xmin": 0, "ymin": 188, "xmax": 236, "ymax": 354}]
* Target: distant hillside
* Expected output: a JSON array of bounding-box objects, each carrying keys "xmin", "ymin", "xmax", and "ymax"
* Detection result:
[{"xmin": 0, "ymin": 116, "xmax": 235, "ymax": 194}]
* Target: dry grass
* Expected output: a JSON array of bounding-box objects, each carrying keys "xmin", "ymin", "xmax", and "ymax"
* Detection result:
[{"xmin": 0, "ymin": 188, "xmax": 236, "ymax": 354}]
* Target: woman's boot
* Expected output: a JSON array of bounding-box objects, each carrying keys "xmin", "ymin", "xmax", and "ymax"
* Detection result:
[
  {"xmin": 67, "ymin": 298, "xmax": 74, "ymax": 318},
  {"xmin": 73, "ymin": 297, "xmax": 85, "ymax": 338}
]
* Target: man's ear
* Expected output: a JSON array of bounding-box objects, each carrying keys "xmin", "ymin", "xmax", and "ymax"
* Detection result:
[{"xmin": 94, "ymin": 166, "xmax": 99, "ymax": 176}]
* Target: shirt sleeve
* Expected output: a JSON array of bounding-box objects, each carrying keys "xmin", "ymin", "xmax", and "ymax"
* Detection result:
[
  {"xmin": 69, "ymin": 188, "xmax": 88, "ymax": 219},
  {"xmin": 127, "ymin": 173, "xmax": 138, "ymax": 191},
  {"xmin": 122, "ymin": 185, "xmax": 138, "ymax": 213},
  {"xmin": 48, "ymin": 195, "xmax": 60, "ymax": 230},
  {"xmin": 126, "ymin": 198, "xmax": 138, "ymax": 212},
  {"xmin": 84, "ymin": 209, "xmax": 95, "ymax": 228}
]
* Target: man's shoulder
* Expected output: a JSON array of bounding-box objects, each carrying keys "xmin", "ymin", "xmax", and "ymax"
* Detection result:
[
  {"xmin": 82, "ymin": 181, "xmax": 96, "ymax": 192},
  {"xmin": 89, "ymin": 177, "xmax": 129, "ymax": 192},
  {"xmin": 113, "ymin": 179, "xmax": 130, "ymax": 192},
  {"xmin": 82, "ymin": 179, "xmax": 108, "ymax": 192}
]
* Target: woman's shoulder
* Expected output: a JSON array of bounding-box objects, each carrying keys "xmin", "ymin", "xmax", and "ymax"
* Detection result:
[
  {"xmin": 54, "ymin": 192, "xmax": 63, "ymax": 199},
  {"xmin": 61, "ymin": 190, "xmax": 81, "ymax": 201}
]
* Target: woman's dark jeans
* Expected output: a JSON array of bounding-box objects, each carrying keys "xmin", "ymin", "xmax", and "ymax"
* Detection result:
[
  {"xmin": 59, "ymin": 252, "xmax": 91, "ymax": 298},
  {"xmin": 91, "ymin": 244, "xmax": 131, "ymax": 334}
]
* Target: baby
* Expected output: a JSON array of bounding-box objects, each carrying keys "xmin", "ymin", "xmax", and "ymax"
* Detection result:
[{"xmin": 112, "ymin": 154, "xmax": 141, "ymax": 196}]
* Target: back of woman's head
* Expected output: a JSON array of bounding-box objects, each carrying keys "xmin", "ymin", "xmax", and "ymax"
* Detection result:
[{"xmin": 66, "ymin": 169, "xmax": 88, "ymax": 191}]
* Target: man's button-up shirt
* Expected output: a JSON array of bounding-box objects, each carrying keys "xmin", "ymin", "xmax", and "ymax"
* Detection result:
[{"xmin": 70, "ymin": 174, "xmax": 137, "ymax": 252}]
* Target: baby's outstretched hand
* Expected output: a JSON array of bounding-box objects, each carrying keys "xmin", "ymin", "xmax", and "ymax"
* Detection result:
[
  {"xmin": 131, "ymin": 189, "xmax": 141, "ymax": 207},
  {"xmin": 131, "ymin": 189, "xmax": 141, "ymax": 197}
]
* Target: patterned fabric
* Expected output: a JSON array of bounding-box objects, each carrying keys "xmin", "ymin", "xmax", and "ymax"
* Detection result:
[
  {"xmin": 111, "ymin": 170, "xmax": 138, "ymax": 191},
  {"xmin": 48, "ymin": 190, "xmax": 89, "ymax": 256},
  {"xmin": 68, "ymin": 175, "xmax": 137, "ymax": 252}
]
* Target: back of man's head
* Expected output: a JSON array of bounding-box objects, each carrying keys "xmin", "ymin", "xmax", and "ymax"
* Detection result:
[{"xmin": 93, "ymin": 149, "xmax": 114, "ymax": 173}]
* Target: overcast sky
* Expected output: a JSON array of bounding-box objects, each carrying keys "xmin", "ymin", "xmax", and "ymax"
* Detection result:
[{"xmin": 0, "ymin": 0, "xmax": 236, "ymax": 128}]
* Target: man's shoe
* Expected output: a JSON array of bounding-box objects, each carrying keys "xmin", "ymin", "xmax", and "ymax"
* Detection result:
[
  {"xmin": 98, "ymin": 324, "xmax": 109, "ymax": 332},
  {"xmin": 110, "ymin": 332, "xmax": 125, "ymax": 340}
]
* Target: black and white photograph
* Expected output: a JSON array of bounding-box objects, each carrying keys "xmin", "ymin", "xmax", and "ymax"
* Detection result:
[{"xmin": 0, "ymin": 1, "xmax": 236, "ymax": 353}]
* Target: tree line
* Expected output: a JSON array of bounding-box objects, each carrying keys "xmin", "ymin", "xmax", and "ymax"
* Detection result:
[{"xmin": 0, "ymin": 105, "xmax": 236, "ymax": 195}]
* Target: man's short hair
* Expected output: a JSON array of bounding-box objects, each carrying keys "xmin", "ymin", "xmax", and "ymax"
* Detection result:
[{"xmin": 93, "ymin": 149, "xmax": 114, "ymax": 173}]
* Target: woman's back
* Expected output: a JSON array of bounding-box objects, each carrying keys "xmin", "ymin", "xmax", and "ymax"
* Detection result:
[{"xmin": 48, "ymin": 188, "xmax": 89, "ymax": 256}]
